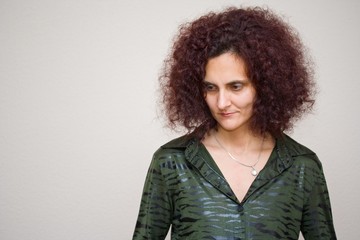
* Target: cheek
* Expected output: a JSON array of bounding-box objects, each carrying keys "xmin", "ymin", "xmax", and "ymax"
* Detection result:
[
  {"xmin": 235, "ymin": 95, "xmax": 255, "ymax": 110},
  {"xmin": 204, "ymin": 96, "xmax": 216, "ymax": 111}
]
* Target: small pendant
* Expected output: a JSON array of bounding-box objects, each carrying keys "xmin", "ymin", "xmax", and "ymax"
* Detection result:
[{"xmin": 251, "ymin": 168, "xmax": 257, "ymax": 176}]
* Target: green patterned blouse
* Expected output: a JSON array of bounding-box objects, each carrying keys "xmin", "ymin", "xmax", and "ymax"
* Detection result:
[{"xmin": 133, "ymin": 134, "xmax": 336, "ymax": 239}]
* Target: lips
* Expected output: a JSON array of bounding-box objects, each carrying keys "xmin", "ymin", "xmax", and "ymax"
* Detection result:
[{"xmin": 219, "ymin": 112, "xmax": 236, "ymax": 117}]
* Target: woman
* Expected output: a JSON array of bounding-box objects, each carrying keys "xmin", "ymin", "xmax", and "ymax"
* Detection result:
[{"xmin": 133, "ymin": 7, "xmax": 336, "ymax": 239}]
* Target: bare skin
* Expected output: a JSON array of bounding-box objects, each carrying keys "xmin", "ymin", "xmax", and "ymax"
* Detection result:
[{"xmin": 202, "ymin": 131, "xmax": 275, "ymax": 202}]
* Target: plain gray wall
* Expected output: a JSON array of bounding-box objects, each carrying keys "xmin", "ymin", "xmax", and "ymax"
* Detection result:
[{"xmin": 1, "ymin": 0, "xmax": 359, "ymax": 239}]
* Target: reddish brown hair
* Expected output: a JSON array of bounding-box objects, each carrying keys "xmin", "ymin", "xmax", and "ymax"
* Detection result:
[{"xmin": 159, "ymin": 7, "xmax": 315, "ymax": 139}]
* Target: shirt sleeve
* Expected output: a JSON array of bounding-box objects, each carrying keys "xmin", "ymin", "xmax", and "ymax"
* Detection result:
[
  {"xmin": 132, "ymin": 151, "xmax": 173, "ymax": 240},
  {"xmin": 300, "ymin": 158, "xmax": 337, "ymax": 239}
]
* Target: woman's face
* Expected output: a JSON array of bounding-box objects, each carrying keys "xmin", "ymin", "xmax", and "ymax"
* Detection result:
[{"xmin": 204, "ymin": 52, "xmax": 256, "ymax": 133}]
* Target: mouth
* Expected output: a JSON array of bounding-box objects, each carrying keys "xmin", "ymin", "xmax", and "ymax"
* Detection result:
[{"xmin": 219, "ymin": 112, "xmax": 236, "ymax": 117}]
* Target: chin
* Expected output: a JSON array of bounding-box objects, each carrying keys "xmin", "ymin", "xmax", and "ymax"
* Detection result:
[{"xmin": 217, "ymin": 121, "xmax": 252, "ymax": 133}]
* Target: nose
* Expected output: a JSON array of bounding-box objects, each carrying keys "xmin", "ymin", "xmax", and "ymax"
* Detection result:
[{"xmin": 217, "ymin": 90, "xmax": 231, "ymax": 110}]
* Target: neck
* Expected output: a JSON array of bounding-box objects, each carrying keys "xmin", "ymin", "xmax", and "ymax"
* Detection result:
[{"xmin": 215, "ymin": 127, "xmax": 260, "ymax": 150}]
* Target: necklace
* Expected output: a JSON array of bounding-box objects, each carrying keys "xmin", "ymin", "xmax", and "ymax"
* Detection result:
[{"xmin": 214, "ymin": 133, "xmax": 264, "ymax": 176}]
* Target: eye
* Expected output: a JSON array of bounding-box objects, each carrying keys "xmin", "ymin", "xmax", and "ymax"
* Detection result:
[
  {"xmin": 204, "ymin": 83, "xmax": 217, "ymax": 92},
  {"xmin": 231, "ymin": 83, "xmax": 243, "ymax": 91}
]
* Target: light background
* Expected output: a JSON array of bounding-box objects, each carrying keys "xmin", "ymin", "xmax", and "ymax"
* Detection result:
[{"xmin": 1, "ymin": 0, "xmax": 359, "ymax": 239}]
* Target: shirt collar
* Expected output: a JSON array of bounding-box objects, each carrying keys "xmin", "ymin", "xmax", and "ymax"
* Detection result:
[{"xmin": 162, "ymin": 134, "xmax": 307, "ymax": 203}]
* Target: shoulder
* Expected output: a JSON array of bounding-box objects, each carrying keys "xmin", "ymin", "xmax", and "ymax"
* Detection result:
[
  {"xmin": 151, "ymin": 135, "xmax": 195, "ymax": 163},
  {"xmin": 281, "ymin": 134, "xmax": 322, "ymax": 169},
  {"xmin": 147, "ymin": 135, "xmax": 196, "ymax": 176},
  {"xmin": 161, "ymin": 135, "xmax": 192, "ymax": 149}
]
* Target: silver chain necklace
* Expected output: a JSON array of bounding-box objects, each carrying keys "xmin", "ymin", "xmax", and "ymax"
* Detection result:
[{"xmin": 214, "ymin": 133, "xmax": 264, "ymax": 176}]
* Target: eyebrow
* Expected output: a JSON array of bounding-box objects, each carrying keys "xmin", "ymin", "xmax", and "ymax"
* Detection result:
[{"xmin": 203, "ymin": 79, "xmax": 249, "ymax": 85}]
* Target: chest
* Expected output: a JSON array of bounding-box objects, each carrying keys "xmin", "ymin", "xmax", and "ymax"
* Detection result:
[
  {"xmin": 170, "ymin": 168, "xmax": 305, "ymax": 239},
  {"xmin": 210, "ymin": 149, "xmax": 272, "ymax": 202}
]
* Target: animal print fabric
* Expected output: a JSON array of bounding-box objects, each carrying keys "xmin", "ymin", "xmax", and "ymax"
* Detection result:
[{"xmin": 133, "ymin": 135, "xmax": 336, "ymax": 239}]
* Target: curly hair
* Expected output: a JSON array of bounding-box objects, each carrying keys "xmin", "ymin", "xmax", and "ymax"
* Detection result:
[{"xmin": 159, "ymin": 6, "xmax": 315, "ymax": 139}]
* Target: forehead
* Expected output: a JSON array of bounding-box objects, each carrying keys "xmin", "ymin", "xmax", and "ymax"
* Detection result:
[{"xmin": 205, "ymin": 52, "xmax": 248, "ymax": 82}]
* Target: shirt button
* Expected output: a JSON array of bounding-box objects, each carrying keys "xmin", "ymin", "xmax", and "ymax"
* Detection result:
[{"xmin": 237, "ymin": 205, "xmax": 244, "ymax": 212}]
